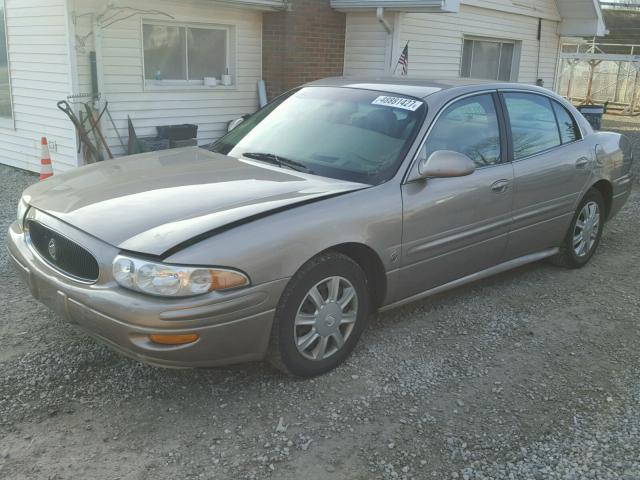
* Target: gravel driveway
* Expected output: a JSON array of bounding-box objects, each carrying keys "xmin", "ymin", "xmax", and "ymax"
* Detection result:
[{"xmin": 1, "ymin": 117, "xmax": 639, "ymax": 480}]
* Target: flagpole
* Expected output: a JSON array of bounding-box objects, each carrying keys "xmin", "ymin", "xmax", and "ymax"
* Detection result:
[{"xmin": 393, "ymin": 40, "xmax": 410, "ymax": 76}]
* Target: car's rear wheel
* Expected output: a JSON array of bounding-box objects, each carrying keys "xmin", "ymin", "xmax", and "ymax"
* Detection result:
[
  {"xmin": 268, "ymin": 252, "xmax": 369, "ymax": 377},
  {"xmin": 551, "ymin": 188, "xmax": 605, "ymax": 269}
]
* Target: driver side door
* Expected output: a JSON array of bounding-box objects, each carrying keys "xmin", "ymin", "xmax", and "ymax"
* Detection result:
[{"xmin": 398, "ymin": 92, "xmax": 514, "ymax": 298}]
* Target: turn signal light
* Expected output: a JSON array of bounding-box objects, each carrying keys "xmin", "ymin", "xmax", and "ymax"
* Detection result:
[
  {"xmin": 149, "ymin": 333, "xmax": 199, "ymax": 345},
  {"xmin": 210, "ymin": 270, "xmax": 249, "ymax": 291}
]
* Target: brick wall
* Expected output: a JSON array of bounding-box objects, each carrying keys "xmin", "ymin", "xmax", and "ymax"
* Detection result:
[{"xmin": 262, "ymin": 0, "xmax": 346, "ymax": 100}]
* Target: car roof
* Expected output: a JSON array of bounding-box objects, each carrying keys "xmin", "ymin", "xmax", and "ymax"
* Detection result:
[{"xmin": 304, "ymin": 76, "xmax": 548, "ymax": 99}]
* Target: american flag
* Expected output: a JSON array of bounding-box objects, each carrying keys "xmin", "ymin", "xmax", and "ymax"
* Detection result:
[{"xmin": 397, "ymin": 42, "xmax": 409, "ymax": 75}]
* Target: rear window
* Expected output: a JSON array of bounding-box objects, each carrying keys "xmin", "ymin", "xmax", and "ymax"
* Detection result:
[{"xmin": 552, "ymin": 101, "xmax": 581, "ymax": 144}]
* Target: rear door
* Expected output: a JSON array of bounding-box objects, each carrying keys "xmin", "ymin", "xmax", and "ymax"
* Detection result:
[
  {"xmin": 399, "ymin": 92, "xmax": 514, "ymax": 298},
  {"xmin": 500, "ymin": 91, "xmax": 592, "ymax": 260}
]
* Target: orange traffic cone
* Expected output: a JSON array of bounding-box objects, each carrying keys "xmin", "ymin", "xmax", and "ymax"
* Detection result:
[{"xmin": 40, "ymin": 137, "xmax": 53, "ymax": 181}]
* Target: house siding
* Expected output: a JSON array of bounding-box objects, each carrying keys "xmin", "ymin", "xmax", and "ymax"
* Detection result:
[
  {"xmin": 462, "ymin": 0, "xmax": 561, "ymax": 21},
  {"xmin": 0, "ymin": 0, "xmax": 76, "ymax": 173},
  {"xmin": 70, "ymin": 0, "xmax": 263, "ymax": 157},
  {"xmin": 344, "ymin": 2, "xmax": 561, "ymax": 88},
  {"xmin": 344, "ymin": 11, "xmax": 393, "ymax": 76}
]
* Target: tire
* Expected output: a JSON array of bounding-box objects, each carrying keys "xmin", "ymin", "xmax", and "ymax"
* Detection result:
[
  {"xmin": 268, "ymin": 252, "xmax": 370, "ymax": 377},
  {"xmin": 551, "ymin": 188, "xmax": 605, "ymax": 269}
]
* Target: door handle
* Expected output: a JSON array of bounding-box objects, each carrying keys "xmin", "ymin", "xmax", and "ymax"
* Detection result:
[
  {"xmin": 491, "ymin": 179, "xmax": 510, "ymax": 193},
  {"xmin": 575, "ymin": 157, "xmax": 590, "ymax": 169}
]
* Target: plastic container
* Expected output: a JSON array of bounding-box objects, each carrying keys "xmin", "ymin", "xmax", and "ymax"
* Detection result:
[
  {"xmin": 170, "ymin": 138, "xmax": 198, "ymax": 148},
  {"xmin": 138, "ymin": 136, "xmax": 170, "ymax": 152},
  {"xmin": 156, "ymin": 124, "xmax": 198, "ymax": 141},
  {"xmin": 577, "ymin": 105, "xmax": 605, "ymax": 131}
]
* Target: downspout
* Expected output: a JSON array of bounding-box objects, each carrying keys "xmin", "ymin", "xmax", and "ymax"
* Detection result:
[
  {"xmin": 92, "ymin": 17, "xmax": 105, "ymax": 105},
  {"xmin": 64, "ymin": 0, "xmax": 80, "ymax": 166},
  {"xmin": 377, "ymin": 8, "xmax": 394, "ymax": 74},
  {"xmin": 535, "ymin": 18, "xmax": 543, "ymax": 86},
  {"xmin": 92, "ymin": 16, "xmax": 108, "ymax": 158},
  {"xmin": 552, "ymin": 32, "xmax": 561, "ymax": 92},
  {"xmin": 377, "ymin": 7, "xmax": 392, "ymax": 34}
]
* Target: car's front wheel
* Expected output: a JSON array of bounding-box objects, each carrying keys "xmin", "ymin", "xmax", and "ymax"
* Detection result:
[
  {"xmin": 268, "ymin": 252, "xmax": 370, "ymax": 377},
  {"xmin": 552, "ymin": 188, "xmax": 605, "ymax": 269}
]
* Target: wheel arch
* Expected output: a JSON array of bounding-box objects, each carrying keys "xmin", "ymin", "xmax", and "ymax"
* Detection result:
[
  {"xmin": 321, "ymin": 243, "xmax": 388, "ymax": 310},
  {"xmin": 591, "ymin": 179, "xmax": 613, "ymax": 220}
]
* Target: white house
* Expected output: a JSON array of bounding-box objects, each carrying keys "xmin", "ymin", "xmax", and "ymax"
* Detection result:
[
  {"xmin": 0, "ymin": 0, "xmax": 605, "ymax": 173},
  {"xmin": 0, "ymin": 0, "xmax": 283, "ymax": 172},
  {"xmin": 339, "ymin": 0, "xmax": 606, "ymax": 85}
]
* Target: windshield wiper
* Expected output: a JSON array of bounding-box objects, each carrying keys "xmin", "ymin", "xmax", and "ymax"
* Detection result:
[{"xmin": 243, "ymin": 152, "xmax": 313, "ymax": 174}]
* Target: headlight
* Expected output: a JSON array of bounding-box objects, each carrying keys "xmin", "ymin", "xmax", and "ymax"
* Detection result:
[
  {"xmin": 112, "ymin": 255, "xmax": 250, "ymax": 297},
  {"xmin": 17, "ymin": 199, "xmax": 29, "ymax": 226}
]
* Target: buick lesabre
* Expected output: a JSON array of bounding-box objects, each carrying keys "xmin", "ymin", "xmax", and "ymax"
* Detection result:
[{"xmin": 7, "ymin": 78, "xmax": 634, "ymax": 377}]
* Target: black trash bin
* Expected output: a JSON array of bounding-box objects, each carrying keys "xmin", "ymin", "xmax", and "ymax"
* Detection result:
[{"xmin": 577, "ymin": 105, "xmax": 605, "ymax": 131}]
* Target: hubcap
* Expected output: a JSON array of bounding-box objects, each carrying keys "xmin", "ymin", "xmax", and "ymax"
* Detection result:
[
  {"xmin": 294, "ymin": 276, "xmax": 358, "ymax": 361},
  {"xmin": 573, "ymin": 201, "xmax": 600, "ymax": 257}
]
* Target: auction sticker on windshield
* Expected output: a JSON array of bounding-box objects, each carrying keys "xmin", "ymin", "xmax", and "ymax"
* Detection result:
[{"xmin": 372, "ymin": 96, "xmax": 423, "ymax": 111}]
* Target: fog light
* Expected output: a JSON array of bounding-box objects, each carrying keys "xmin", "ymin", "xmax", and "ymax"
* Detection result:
[{"xmin": 149, "ymin": 333, "xmax": 199, "ymax": 345}]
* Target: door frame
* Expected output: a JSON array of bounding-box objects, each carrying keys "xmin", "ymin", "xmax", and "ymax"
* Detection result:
[
  {"xmin": 402, "ymin": 89, "xmax": 511, "ymax": 184},
  {"xmin": 496, "ymin": 88, "xmax": 588, "ymax": 164}
]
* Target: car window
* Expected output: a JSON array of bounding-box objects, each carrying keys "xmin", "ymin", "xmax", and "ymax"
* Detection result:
[
  {"xmin": 552, "ymin": 101, "xmax": 580, "ymax": 144},
  {"xmin": 207, "ymin": 86, "xmax": 426, "ymax": 185},
  {"xmin": 503, "ymin": 92, "xmax": 561, "ymax": 160},
  {"xmin": 422, "ymin": 93, "xmax": 501, "ymax": 168}
]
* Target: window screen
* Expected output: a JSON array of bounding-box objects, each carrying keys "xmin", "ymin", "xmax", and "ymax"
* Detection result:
[
  {"xmin": 143, "ymin": 23, "xmax": 229, "ymax": 83},
  {"xmin": 461, "ymin": 38, "xmax": 516, "ymax": 82},
  {"xmin": 504, "ymin": 93, "xmax": 561, "ymax": 159},
  {"xmin": 143, "ymin": 25, "xmax": 187, "ymax": 81}
]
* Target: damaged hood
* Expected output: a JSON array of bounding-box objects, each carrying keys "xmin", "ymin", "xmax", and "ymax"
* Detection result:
[{"xmin": 23, "ymin": 148, "xmax": 367, "ymax": 256}]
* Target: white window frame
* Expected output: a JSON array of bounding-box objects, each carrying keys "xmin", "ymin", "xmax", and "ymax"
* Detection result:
[
  {"xmin": 0, "ymin": 0, "xmax": 14, "ymax": 130},
  {"xmin": 141, "ymin": 20, "xmax": 236, "ymax": 90},
  {"xmin": 460, "ymin": 36, "xmax": 521, "ymax": 82}
]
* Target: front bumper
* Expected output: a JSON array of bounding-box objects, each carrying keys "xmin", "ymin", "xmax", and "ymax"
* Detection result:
[{"xmin": 6, "ymin": 213, "xmax": 289, "ymax": 368}]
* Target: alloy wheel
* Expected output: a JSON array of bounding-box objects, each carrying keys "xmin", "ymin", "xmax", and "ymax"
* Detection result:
[
  {"xmin": 294, "ymin": 276, "xmax": 358, "ymax": 361},
  {"xmin": 573, "ymin": 201, "xmax": 600, "ymax": 257}
]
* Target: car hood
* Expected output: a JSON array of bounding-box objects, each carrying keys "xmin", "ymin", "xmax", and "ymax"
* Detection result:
[{"xmin": 23, "ymin": 147, "xmax": 368, "ymax": 256}]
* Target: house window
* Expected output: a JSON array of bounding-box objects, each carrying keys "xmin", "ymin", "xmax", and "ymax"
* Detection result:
[
  {"xmin": 0, "ymin": 0, "xmax": 13, "ymax": 122},
  {"xmin": 461, "ymin": 38, "xmax": 518, "ymax": 82},
  {"xmin": 143, "ymin": 22, "xmax": 232, "ymax": 86}
]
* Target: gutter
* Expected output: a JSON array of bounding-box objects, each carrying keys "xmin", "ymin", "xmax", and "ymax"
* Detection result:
[{"xmin": 377, "ymin": 7, "xmax": 393, "ymax": 34}]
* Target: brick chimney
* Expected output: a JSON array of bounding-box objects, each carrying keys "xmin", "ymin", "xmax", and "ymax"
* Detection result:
[{"xmin": 262, "ymin": 0, "xmax": 346, "ymax": 100}]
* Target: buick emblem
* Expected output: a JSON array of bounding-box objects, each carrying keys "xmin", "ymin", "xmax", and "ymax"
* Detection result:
[
  {"xmin": 326, "ymin": 314, "xmax": 336, "ymax": 327},
  {"xmin": 48, "ymin": 238, "xmax": 57, "ymax": 260}
]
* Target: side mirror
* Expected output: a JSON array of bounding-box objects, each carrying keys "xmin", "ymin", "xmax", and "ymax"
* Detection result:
[
  {"xmin": 418, "ymin": 150, "xmax": 476, "ymax": 179},
  {"xmin": 227, "ymin": 117, "xmax": 245, "ymax": 132}
]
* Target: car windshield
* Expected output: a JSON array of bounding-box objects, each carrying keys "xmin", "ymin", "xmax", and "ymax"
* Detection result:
[{"xmin": 206, "ymin": 86, "xmax": 427, "ymax": 185}]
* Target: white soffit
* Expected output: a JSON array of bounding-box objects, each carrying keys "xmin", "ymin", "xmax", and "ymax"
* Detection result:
[
  {"xmin": 331, "ymin": 0, "xmax": 460, "ymax": 13},
  {"xmin": 557, "ymin": 0, "xmax": 607, "ymax": 37}
]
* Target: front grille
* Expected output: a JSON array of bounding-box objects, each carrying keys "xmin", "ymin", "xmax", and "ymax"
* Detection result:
[{"xmin": 27, "ymin": 220, "xmax": 99, "ymax": 282}]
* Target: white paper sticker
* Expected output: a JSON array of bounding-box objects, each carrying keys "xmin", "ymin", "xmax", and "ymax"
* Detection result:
[{"xmin": 372, "ymin": 96, "xmax": 423, "ymax": 111}]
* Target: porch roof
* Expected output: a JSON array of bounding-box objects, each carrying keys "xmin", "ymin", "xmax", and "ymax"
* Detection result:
[
  {"xmin": 330, "ymin": 0, "xmax": 605, "ymax": 37},
  {"xmin": 330, "ymin": 0, "xmax": 460, "ymax": 13},
  {"xmin": 207, "ymin": 0, "xmax": 287, "ymax": 10},
  {"xmin": 557, "ymin": 0, "xmax": 607, "ymax": 37}
]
